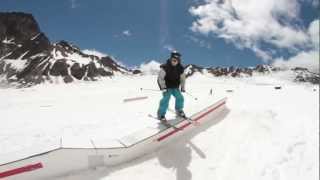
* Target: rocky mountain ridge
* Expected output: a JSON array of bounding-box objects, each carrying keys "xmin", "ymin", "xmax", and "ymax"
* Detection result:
[
  {"xmin": 0, "ymin": 12, "xmax": 318, "ymax": 86},
  {"xmin": 0, "ymin": 12, "xmax": 129, "ymax": 86}
]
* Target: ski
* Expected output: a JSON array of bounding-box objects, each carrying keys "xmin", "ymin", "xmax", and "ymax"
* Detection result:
[
  {"xmin": 178, "ymin": 115, "xmax": 200, "ymax": 126},
  {"xmin": 168, "ymin": 109, "xmax": 200, "ymax": 126},
  {"xmin": 148, "ymin": 114, "xmax": 183, "ymax": 131}
]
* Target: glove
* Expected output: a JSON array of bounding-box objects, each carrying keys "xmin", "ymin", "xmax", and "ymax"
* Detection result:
[{"xmin": 161, "ymin": 89, "xmax": 167, "ymax": 93}]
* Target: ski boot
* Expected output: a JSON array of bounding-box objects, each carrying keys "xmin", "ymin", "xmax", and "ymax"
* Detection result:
[
  {"xmin": 158, "ymin": 115, "xmax": 168, "ymax": 123},
  {"xmin": 176, "ymin": 110, "xmax": 187, "ymax": 119}
]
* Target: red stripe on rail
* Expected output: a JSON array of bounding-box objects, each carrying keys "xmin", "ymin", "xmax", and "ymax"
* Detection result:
[
  {"xmin": 157, "ymin": 122, "xmax": 192, "ymax": 141},
  {"xmin": 0, "ymin": 162, "xmax": 43, "ymax": 178},
  {"xmin": 157, "ymin": 100, "xmax": 226, "ymax": 142},
  {"xmin": 193, "ymin": 101, "xmax": 226, "ymax": 122}
]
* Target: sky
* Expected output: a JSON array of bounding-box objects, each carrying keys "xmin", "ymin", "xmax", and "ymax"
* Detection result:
[{"xmin": 0, "ymin": 0, "xmax": 319, "ymax": 70}]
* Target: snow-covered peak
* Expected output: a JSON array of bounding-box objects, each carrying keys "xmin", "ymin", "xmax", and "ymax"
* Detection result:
[
  {"xmin": 54, "ymin": 41, "xmax": 81, "ymax": 51},
  {"xmin": 138, "ymin": 60, "xmax": 161, "ymax": 75},
  {"xmin": 82, "ymin": 49, "xmax": 108, "ymax": 58},
  {"xmin": 51, "ymin": 47, "xmax": 93, "ymax": 65}
]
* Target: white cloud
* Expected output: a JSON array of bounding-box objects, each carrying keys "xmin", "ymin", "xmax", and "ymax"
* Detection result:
[
  {"xmin": 82, "ymin": 49, "xmax": 108, "ymax": 58},
  {"xmin": 273, "ymin": 51, "xmax": 319, "ymax": 73},
  {"xmin": 122, "ymin": 30, "xmax": 132, "ymax": 37},
  {"xmin": 308, "ymin": 19, "xmax": 320, "ymax": 50},
  {"xmin": 273, "ymin": 19, "xmax": 319, "ymax": 73},
  {"xmin": 189, "ymin": 0, "xmax": 319, "ymax": 71},
  {"xmin": 139, "ymin": 60, "xmax": 161, "ymax": 75},
  {"xmin": 189, "ymin": 0, "xmax": 309, "ymax": 52}
]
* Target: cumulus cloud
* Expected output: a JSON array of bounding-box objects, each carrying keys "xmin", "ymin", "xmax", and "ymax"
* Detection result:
[
  {"xmin": 139, "ymin": 60, "xmax": 161, "ymax": 75},
  {"xmin": 82, "ymin": 49, "xmax": 108, "ymax": 58},
  {"xmin": 189, "ymin": 0, "xmax": 307, "ymax": 53},
  {"xmin": 189, "ymin": 0, "xmax": 319, "ymax": 71},
  {"xmin": 273, "ymin": 19, "xmax": 319, "ymax": 73},
  {"xmin": 273, "ymin": 51, "xmax": 319, "ymax": 73},
  {"xmin": 308, "ymin": 19, "xmax": 320, "ymax": 50},
  {"xmin": 122, "ymin": 30, "xmax": 132, "ymax": 37}
]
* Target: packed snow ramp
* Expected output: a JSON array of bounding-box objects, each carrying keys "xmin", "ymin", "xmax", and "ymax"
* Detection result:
[{"xmin": 0, "ymin": 97, "xmax": 227, "ymax": 180}]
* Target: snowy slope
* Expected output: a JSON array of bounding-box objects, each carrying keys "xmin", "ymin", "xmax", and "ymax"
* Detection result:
[{"xmin": 0, "ymin": 73, "xmax": 318, "ymax": 180}]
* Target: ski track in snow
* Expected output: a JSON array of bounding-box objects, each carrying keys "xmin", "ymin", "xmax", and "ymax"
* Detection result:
[{"xmin": 0, "ymin": 73, "xmax": 318, "ymax": 180}]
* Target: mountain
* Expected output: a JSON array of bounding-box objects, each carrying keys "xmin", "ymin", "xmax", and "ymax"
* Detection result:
[
  {"xmin": 0, "ymin": 12, "xmax": 318, "ymax": 86},
  {"xmin": 292, "ymin": 67, "xmax": 320, "ymax": 84},
  {"xmin": 0, "ymin": 12, "xmax": 129, "ymax": 86},
  {"xmin": 184, "ymin": 64, "xmax": 279, "ymax": 77}
]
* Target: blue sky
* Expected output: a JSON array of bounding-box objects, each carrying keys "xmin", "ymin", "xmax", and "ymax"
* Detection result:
[{"xmin": 0, "ymin": 0, "xmax": 319, "ymax": 68}]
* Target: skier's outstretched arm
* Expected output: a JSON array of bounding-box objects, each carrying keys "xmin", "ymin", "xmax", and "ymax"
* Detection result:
[
  {"xmin": 180, "ymin": 73, "xmax": 186, "ymax": 92},
  {"xmin": 157, "ymin": 69, "xmax": 166, "ymax": 90}
]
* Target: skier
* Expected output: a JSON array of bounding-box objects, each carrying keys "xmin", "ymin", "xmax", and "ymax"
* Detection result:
[{"xmin": 157, "ymin": 51, "xmax": 187, "ymax": 122}]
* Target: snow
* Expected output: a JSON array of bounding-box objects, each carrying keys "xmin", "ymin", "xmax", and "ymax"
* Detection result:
[
  {"xmin": 52, "ymin": 48, "xmax": 93, "ymax": 65},
  {"xmin": 2, "ymin": 51, "xmax": 30, "ymax": 71},
  {"xmin": 2, "ymin": 37, "xmax": 15, "ymax": 44},
  {"xmin": 0, "ymin": 73, "xmax": 318, "ymax": 180},
  {"xmin": 30, "ymin": 33, "xmax": 41, "ymax": 40},
  {"xmin": 2, "ymin": 59, "xmax": 27, "ymax": 71},
  {"xmin": 51, "ymin": 48, "xmax": 128, "ymax": 73},
  {"xmin": 82, "ymin": 49, "xmax": 108, "ymax": 58}
]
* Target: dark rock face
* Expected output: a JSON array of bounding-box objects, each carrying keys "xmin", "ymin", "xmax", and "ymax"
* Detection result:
[
  {"xmin": 0, "ymin": 12, "xmax": 41, "ymax": 56},
  {"xmin": 132, "ymin": 69, "xmax": 142, "ymax": 74},
  {"xmin": 292, "ymin": 67, "xmax": 320, "ymax": 84},
  {"xmin": 184, "ymin": 64, "xmax": 319, "ymax": 84},
  {"xmin": 70, "ymin": 63, "xmax": 86, "ymax": 80},
  {"xmin": 185, "ymin": 64, "xmax": 256, "ymax": 78},
  {"xmin": 0, "ymin": 12, "xmax": 39, "ymax": 40},
  {"xmin": 0, "ymin": 12, "xmax": 129, "ymax": 86}
]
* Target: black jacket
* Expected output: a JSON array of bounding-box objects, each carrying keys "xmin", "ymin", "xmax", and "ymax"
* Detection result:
[{"xmin": 158, "ymin": 59, "xmax": 185, "ymax": 89}]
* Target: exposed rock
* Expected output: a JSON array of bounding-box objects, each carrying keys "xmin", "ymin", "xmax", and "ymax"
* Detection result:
[
  {"xmin": 186, "ymin": 65, "xmax": 254, "ymax": 78},
  {"xmin": 0, "ymin": 12, "xmax": 129, "ymax": 86},
  {"xmin": 70, "ymin": 63, "xmax": 86, "ymax": 80},
  {"xmin": 132, "ymin": 69, "xmax": 142, "ymax": 74},
  {"xmin": 292, "ymin": 67, "xmax": 320, "ymax": 84}
]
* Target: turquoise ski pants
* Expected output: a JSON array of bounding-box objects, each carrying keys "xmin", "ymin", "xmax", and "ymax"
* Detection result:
[{"xmin": 158, "ymin": 88, "xmax": 184, "ymax": 117}]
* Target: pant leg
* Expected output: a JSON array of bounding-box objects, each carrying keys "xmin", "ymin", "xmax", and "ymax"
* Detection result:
[
  {"xmin": 172, "ymin": 88, "xmax": 184, "ymax": 111},
  {"xmin": 157, "ymin": 89, "xmax": 172, "ymax": 117}
]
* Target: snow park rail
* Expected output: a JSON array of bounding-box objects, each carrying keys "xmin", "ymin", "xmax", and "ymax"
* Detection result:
[{"xmin": 0, "ymin": 98, "xmax": 227, "ymax": 180}]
